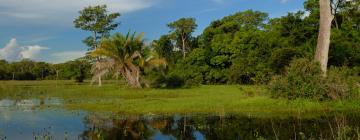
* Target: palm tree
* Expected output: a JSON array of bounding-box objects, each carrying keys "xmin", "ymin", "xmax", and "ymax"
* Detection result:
[{"xmin": 91, "ymin": 32, "xmax": 166, "ymax": 88}]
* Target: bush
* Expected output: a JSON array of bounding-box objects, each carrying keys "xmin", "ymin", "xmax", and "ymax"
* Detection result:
[
  {"xmin": 269, "ymin": 58, "xmax": 357, "ymax": 100},
  {"xmin": 146, "ymin": 62, "xmax": 202, "ymax": 89},
  {"xmin": 325, "ymin": 67, "xmax": 358, "ymax": 99},
  {"xmin": 148, "ymin": 72, "xmax": 185, "ymax": 89},
  {"xmin": 229, "ymin": 58, "xmax": 272, "ymax": 84},
  {"xmin": 270, "ymin": 47, "xmax": 303, "ymax": 74}
]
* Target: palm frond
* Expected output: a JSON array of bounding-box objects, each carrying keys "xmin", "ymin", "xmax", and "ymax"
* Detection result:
[
  {"xmin": 146, "ymin": 58, "xmax": 167, "ymax": 69},
  {"xmin": 90, "ymin": 60, "xmax": 115, "ymax": 85}
]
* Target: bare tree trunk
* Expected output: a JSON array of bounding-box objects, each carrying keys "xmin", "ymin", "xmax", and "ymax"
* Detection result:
[
  {"xmin": 93, "ymin": 31, "xmax": 102, "ymax": 86},
  {"xmin": 56, "ymin": 70, "xmax": 59, "ymax": 80},
  {"xmin": 315, "ymin": 0, "xmax": 334, "ymax": 75},
  {"xmin": 93, "ymin": 32, "xmax": 97, "ymax": 50},
  {"xmin": 182, "ymin": 36, "xmax": 186, "ymax": 59},
  {"xmin": 41, "ymin": 69, "xmax": 44, "ymax": 80}
]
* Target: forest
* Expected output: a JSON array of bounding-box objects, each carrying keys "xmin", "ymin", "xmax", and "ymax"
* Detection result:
[{"xmin": 0, "ymin": 0, "xmax": 358, "ymax": 88}]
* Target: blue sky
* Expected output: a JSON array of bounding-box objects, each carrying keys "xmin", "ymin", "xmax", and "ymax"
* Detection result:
[{"xmin": 0, "ymin": 0, "xmax": 305, "ymax": 63}]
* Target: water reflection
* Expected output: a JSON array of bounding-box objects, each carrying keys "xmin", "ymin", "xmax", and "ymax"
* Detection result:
[
  {"xmin": 81, "ymin": 114, "xmax": 360, "ymax": 140},
  {"xmin": 0, "ymin": 108, "xmax": 85, "ymax": 139},
  {"xmin": 1, "ymin": 98, "xmax": 360, "ymax": 140}
]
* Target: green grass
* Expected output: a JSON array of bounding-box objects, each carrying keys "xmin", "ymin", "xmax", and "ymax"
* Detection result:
[{"xmin": 0, "ymin": 80, "xmax": 359, "ymax": 118}]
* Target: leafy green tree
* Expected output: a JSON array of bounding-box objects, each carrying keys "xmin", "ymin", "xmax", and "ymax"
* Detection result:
[
  {"xmin": 74, "ymin": 5, "xmax": 120, "ymax": 86},
  {"xmin": 0, "ymin": 60, "xmax": 10, "ymax": 80},
  {"xmin": 56, "ymin": 59, "xmax": 91, "ymax": 82},
  {"xmin": 196, "ymin": 10, "xmax": 270, "ymax": 84},
  {"xmin": 168, "ymin": 18, "xmax": 197, "ymax": 59},
  {"xmin": 74, "ymin": 5, "xmax": 121, "ymax": 50},
  {"xmin": 152, "ymin": 35, "xmax": 178, "ymax": 64}
]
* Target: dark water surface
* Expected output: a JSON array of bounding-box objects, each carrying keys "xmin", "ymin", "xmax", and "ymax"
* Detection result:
[{"xmin": 1, "ymin": 98, "xmax": 360, "ymax": 140}]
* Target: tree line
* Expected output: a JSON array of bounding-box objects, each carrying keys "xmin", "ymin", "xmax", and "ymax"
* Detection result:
[
  {"xmin": 0, "ymin": 58, "xmax": 91, "ymax": 81},
  {"xmin": 146, "ymin": 0, "xmax": 359, "ymax": 87},
  {"xmin": 1, "ymin": 0, "xmax": 359, "ymax": 89}
]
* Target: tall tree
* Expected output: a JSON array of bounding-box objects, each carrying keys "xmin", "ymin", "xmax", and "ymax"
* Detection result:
[
  {"xmin": 74, "ymin": 5, "xmax": 120, "ymax": 86},
  {"xmin": 152, "ymin": 35, "xmax": 176, "ymax": 64},
  {"xmin": 168, "ymin": 18, "xmax": 197, "ymax": 59},
  {"xmin": 314, "ymin": 0, "xmax": 335, "ymax": 75}
]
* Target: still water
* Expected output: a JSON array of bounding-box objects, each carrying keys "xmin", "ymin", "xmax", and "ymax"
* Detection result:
[{"xmin": 1, "ymin": 98, "xmax": 360, "ymax": 140}]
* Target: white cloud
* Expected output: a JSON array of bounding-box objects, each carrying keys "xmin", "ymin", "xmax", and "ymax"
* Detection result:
[
  {"xmin": 0, "ymin": 38, "xmax": 48, "ymax": 61},
  {"xmin": 51, "ymin": 51, "xmax": 87, "ymax": 63},
  {"xmin": 0, "ymin": 38, "xmax": 22, "ymax": 61},
  {"xmin": 0, "ymin": 39, "xmax": 87, "ymax": 63},
  {"xmin": 0, "ymin": 0, "xmax": 157, "ymax": 23},
  {"xmin": 0, "ymin": 11, "xmax": 44, "ymax": 19},
  {"xmin": 20, "ymin": 45, "xmax": 48, "ymax": 59}
]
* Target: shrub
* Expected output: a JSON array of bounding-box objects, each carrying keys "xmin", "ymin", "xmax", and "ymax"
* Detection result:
[
  {"xmin": 325, "ymin": 67, "xmax": 357, "ymax": 99},
  {"xmin": 269, "ymin": 58, "xmax": 357, "ymax": 100},
  {"xmin": 229, "ymin": 58, "xmax": 272, "ymax": 85},
  {"xmin": 148, "ymin": 71, "xmax": 186, "ymax": 89},
  {"xmin": 270, "ymin": 47, "xmax": 303, "ymax": 74}
]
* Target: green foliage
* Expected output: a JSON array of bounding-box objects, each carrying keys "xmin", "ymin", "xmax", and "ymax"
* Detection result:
[
  {"xmin": 0, "ymin": 59, "xmax": 92, "ymax": 81},
  {"xmin": 91, "ymin": 32, "xmax": 167, "ymax": 88},
  {"xmin": 6, "ymin": 2, "xmax": 359, "ymax": 88},
  {"xmin": 6, "ymin": 59, "xmax": 54, "ymax": 80},
  {"xmin": 74, "ymin": 5, "xmax": 120, "ymax": 50},
  {"xmin": 153, "ymin": 5, "xmax": 360, "ymax": 86},
  {"xmin": 56, "ymin": 59, "xmax": 92, "ymax": 82},
  {"xmin": 168, "ymin": 18, "xmax": 197, "ymax": 38},
  {"xmin": 167, "ymin": 17, "xmax": 198, "ymax": 58},
  {"xmin": 91, "ymin": 32, "xmax": 145, "ymax": 87},
  {"xmin": 151, "ymin": 35, "xmax": 179, "ymax": 64},
  {"xmin": 229, "ymin": 57, "xmax": 272, "ymax": 85},
  {"xmin": 270, "ymin": 47, "xmax": 303, "ymax": 74},
  {"xmin": 269, "ymin": 58, "xmax": 358, "ymax": 100},
  {"xmin": 330, "ymin": 28, "xmax": 360, "ymax": 67},
  {"xmin": 149, "ymin": 73, "xmax": 185, "ymax": 89}
]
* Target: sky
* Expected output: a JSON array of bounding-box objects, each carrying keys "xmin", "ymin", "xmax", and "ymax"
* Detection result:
[{"xmin": 0, "ymin": 0, "xmax": 306, "ymax": 63}]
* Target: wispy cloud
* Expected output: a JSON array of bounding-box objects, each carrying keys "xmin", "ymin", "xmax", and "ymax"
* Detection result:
[
  {"xmin": 0, "ymin": 38, "xmax": 48, "ymax": 61},
  {"xmin": 24, "ymin": 36, "xmax": 55, "ymax": 44},
  {"xmin": 0, "ymin": 12, "xmax": 44, "ymax": 19},
  {"xmin": 281, "ymin": 0, "xmax": 290, "ymax": 4},
  {"xmin": 197, "ymin": 8, "xmax": 219, "ymax": 15},
  {"xmin": 0, "ymin": 0, "xmax": 160, "ymax": 24},
  {"xmin": 50, "ymin": 51, "xmax": 87, "ymax": 63}
]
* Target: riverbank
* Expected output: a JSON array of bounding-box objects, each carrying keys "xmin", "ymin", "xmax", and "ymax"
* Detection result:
[{"xmin": 0, "ymin": 80, "xmax": 359, "ymax": 118}]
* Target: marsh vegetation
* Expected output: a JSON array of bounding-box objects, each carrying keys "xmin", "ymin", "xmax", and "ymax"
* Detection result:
[{"xmin": 0, "ymin": 81, "xmax": 359, "ymax": 139}]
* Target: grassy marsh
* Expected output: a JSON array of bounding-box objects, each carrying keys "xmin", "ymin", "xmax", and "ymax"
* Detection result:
[{"xmin": 0, "ymin": 80, "xmax": 359, "ymax": 118}]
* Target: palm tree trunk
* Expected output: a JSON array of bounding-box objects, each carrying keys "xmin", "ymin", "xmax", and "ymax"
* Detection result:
[
  {"xmin": 98, "ymin": 75, "xmax": 102, "ymax": 86},
  {"xmin": 315, "ymin": 0, "xmax": 334, "ymax": 75}
]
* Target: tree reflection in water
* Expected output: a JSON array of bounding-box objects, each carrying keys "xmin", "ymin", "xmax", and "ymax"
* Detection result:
[{"xmin": 80, "ymin": 114, "xmax": 360, "ymax": 140}]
